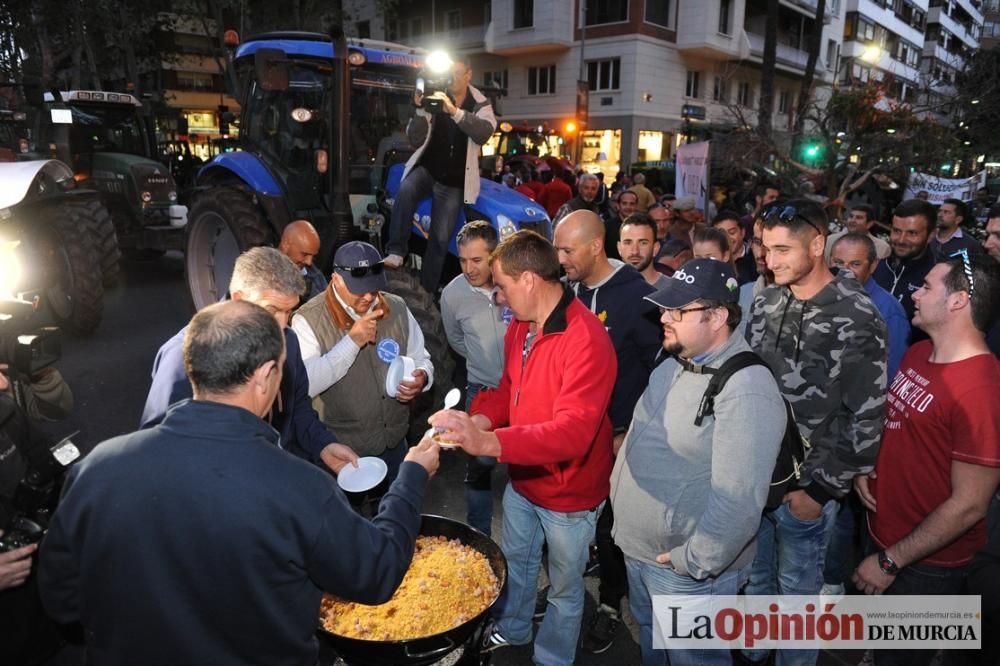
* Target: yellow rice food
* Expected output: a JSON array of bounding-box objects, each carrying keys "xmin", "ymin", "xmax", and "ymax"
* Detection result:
[{"xmin": 320, "ymin": 535, "xmax": 500, "ymax": 640}]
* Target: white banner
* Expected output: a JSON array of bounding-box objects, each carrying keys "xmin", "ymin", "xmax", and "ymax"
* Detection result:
[
  {"xmin": 904, "ymin": 171, "xmax": 986, "ymax": 204},
  {"xmin": 675, "ymin": 141, "xmax": 710, "ymax": 212},
  {"xmin": 653, "ymin": 595, "xmax": 981, "ymax": 650}
]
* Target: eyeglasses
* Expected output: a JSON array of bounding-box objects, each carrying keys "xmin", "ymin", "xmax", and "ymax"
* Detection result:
[
  {"xmin": 763, "ymin": 205, "xmax": 825, "ymax": 236},
  {"xmin": 949, "ymin": 249, "xmax": 975, "ymax": 295},
  {"xmin": 334, "ymin": 262, "xmax": 384, "ymax": 278},
  {"xmin": 661, "ymin": 306, "xmax": 713, "ymax": 322}
]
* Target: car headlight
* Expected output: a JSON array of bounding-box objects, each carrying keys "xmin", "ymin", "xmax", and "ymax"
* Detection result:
[
  {"xmin": 0, "ymin": 240, "xmax": 23, "ymax": 297},
  {"xmin": 497, "ymin": 214, "xmax": 516, "ymax": 240}
]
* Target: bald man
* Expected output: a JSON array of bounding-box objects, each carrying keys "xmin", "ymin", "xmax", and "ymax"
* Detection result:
[
  {"xmin": 551, "ymin": 210, "xmax": 661, "ymax": 652},
  {"xmin": 279, "ymin": 220, "xmax": 326, "ymax": 301}
]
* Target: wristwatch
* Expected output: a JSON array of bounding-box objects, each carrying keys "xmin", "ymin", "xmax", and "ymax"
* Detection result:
[{"xmin": 877, "ymin": 550, "xmax": 900, "ymax": 575}]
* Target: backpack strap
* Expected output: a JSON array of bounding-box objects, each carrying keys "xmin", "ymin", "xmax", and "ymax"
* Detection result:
[{"xmin": 694, "ymin": 351, "xmax": 769, "ymax": 426}]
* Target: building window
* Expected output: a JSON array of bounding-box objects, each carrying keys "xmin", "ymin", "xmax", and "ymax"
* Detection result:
[
  {"xmin": 586, "ymin": 0, "xmax": 628, "ymax": 26},
  {"xmin": 719, "ymin": 0, "xmax": 732, "ymax": 35},
  {"xmin": 177, "ymin": 71, "xmax": 214, "ymax": 91},
  {"xmin": 587, "ymin": 58, "xmax": 621, "ymax": 91},
  {"xmin": 483, "ymin": 69, "xmax": 509, "ymax": 90},
  {"xmin": 445, "ymin": 10, "xmax": 461, "ymax": 32},
  {"xmin": 737, "ymin": 81, "xmax": 753, "ymax": 107},
  {"xmin": 645, "ymin": 0, "xmax": 672, "ymax": 28},
  {"xmin": 528, "ymin": 65, "xmax": 556, "ymax": 95},
  {"xmin": 778, "ymin": 90, "xmax": 790, "ymax": 114},
  {"xmin": 826, "ymin": 39, "xmax": 838, "ymax": 71},
  {"xmin": 713, "ymin": 76, "xmax": 727, "ymax": 103},
  {"xmin": 686, "ymin": 71, "xmax": 700, "ymax": 98},
  {"xmin": 514, "ymin": 0, "xmax": 533, "ymax": 29}
]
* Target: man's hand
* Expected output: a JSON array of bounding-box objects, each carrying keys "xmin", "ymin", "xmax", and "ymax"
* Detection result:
[
  {"xmin": 348, "ymin": 309, "xmax": 383, "ymax": 348},
  {"xmin": 613, "ymin": 433, "xmax": 626, "ymax": 456},
  {"xmin": 855, "ymin": 471, "xmax": 878, "ymax": 512},
  {"xmin": 430, "ymin": 91, "xmax": 458, "ymax": 116},
  {"xmin": 395, "ymin": 369, "xmax": 427, "ymax": 403},
  {"xmin": 0, "ymin": 539, "xmax": 36, "ymax": 591},
  {"xmin": 404, "ymin": 435, "xmax": 440, "ymax": 478},
  {"xmin": 852, "ymin": 553, "xmax": 895, "ymax": 595},
  {"xmin": 320, "ymin": 443, "xmax": 359, "ymax": 474},
  {"xmin": 428, "ymin": 409, "xmax": 501, "ymax": 458},
  {"xmin": 784, "ymin": 489, "xmax": 823, "ymax": 521},
  {"xmin": 655, "ymin": 551, "xmax": 672, "ymax": 565}
]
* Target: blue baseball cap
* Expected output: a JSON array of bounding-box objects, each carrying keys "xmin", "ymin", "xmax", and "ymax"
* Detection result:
[
  {"xmin": 333, "ymin": 241, "xmax": 388, "ymax": 294},
  {"xmin": 645, "ymin": 258, "xmax": 740, "ymax": 309}
]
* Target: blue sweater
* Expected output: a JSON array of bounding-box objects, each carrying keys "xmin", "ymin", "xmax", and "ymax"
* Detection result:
[
  {"xmin": 140, "ymin": 327, "xmax": 336, "ymax": 463},
  {"xmin": 39, "ymin": 399, "xmax": 426, "ymax": 666},
  {"xmin": 864, "ymin": 277, "xmax": 910, "ymax": 381}
]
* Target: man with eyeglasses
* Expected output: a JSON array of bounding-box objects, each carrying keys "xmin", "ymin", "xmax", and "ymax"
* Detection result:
[
  {"xmin": 291, "ymin": 241, "xmax": 434, "ymax": 497},
  {"xmin": 853, "ymin": 254, "xmax": 1000, "ymax": 666},
  {"xmin": 383, "ymin": 54, "xmax": 497, "ymax": 294},
  {"xmin": 141, "ymin": 247, "xmax": 359, "ymax": 475},
  {"xmin": 743, "ymin": 198, "xmax": 887, "ymax": 666},
  {"xmin": 610, "ymin": 258, "xmax": 786, "ymax": 666}
]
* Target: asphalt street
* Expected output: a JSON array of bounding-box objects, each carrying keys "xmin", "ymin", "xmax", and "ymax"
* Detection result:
[{"xmin": 48, "ymin": 252, "xmax": 857, "ymax": 666}]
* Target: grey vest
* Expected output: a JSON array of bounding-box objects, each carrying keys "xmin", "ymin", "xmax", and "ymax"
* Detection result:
[{"xmin": 296, "ymin": 292, "xmax": 411, "ymax": 456}]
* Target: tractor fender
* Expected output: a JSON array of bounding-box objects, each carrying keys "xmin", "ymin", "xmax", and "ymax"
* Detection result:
[
  {"xmin": 0, "ymin": 160, "xmax": 75, "ymax": 210},
  {"xmin": 195, "ymin": 152, "xmax": 283, "ymax": 197}
]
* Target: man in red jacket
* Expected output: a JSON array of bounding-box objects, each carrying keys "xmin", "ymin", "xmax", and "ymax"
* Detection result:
[{"xmin": 430, "ymin": 230, "xmax": 617, "ymax": 666}]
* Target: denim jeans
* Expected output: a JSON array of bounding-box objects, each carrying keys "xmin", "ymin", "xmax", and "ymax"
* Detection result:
[
  {"xmin": 464, "ymin": 384, "xmax": 496, "ymax": 536},
  {"xmin": 386, "ymin": 164, "xmax": 464, "ymax": 293},
  {"xmin": 494, "ymin": 484, "xmax": 602, "ymax": 666},
  {"xmin": 625, "ymin": 557, "xmax": 747, "ymax": 666},
  {"xmin": 742, "ymin": 499, "xmax": 837, "ymax": 666},
  {"xmin": 824, "ymin": 494, "xmax": 869, "ymax": 587},
  {"xmin": 595, "ymin": 498, "xmax": 628, "ymax": 610}
]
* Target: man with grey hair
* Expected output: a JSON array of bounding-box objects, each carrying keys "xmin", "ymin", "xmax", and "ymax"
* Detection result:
[
  {"xmin": 141, "ymin": 247, "xmax": 358, "ymax": 474},
  {"xmin": 628, "ymin": 172, "xmax": 656, "ymax": 212},
  {"xmin": 554, "ymin": 172, "xmax": 601, "ymax": 225}
]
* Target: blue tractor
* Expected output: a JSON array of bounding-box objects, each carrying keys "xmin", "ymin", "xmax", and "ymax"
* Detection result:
[{"xmin": 184, "ymin": 31, "xmax": 549, "ymax": 402}]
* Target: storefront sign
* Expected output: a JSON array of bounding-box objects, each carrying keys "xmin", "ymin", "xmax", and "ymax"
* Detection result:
[{"xmin": 675, "ymin": 141, "xmax": 710, "ymax": 211}]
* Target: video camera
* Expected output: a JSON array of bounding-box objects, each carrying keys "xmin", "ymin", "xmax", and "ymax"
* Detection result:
[
  {"xmin": 1, "ymin": 297, "xmax": 61, "ymax": 377},
  {"xmin": 415, "ymin": 51, "xmax": 455, "ymax": 114}
]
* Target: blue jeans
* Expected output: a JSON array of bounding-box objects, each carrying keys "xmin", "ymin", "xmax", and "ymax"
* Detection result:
[
  {"xmin": 494, "ymin": 484, "xmax": 602, "ymax": 666},
  {"xmin": 386, "ymin": 164, "xmax": 464, "ymax": 293},
  {"xmin": 464, "ymin": 384, "xmax": 496, "ymax": 536},
  {"xmin": 742, "ymin": 499, "xmax": 837, "ymax": 666},
  {"xmin": 625, "ymin": 557, "xmax": 747, "ymax": 666},
  {"xmin": 823, "ymin": 494, "xmax": 869, "ymax": 586}
]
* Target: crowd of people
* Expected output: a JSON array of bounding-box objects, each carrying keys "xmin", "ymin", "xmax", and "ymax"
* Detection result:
[{"xmin": 3, "ymin": 156, "xmax": 999, "ymax": 666}]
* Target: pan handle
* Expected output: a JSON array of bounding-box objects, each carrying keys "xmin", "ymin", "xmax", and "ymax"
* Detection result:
[{"xmin": 404, "ymin": 635, "xmax": 455, "ymax": 660}]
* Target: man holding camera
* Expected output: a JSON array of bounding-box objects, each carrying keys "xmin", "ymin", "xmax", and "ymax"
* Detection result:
[{"xmin": 383, "ymin": 54, "xmax": 497, "ymax": 294}]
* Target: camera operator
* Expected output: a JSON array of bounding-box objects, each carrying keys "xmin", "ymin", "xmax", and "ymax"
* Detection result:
[
  {"xmin": 0, "ymin": 368, "xmax": 68, "ymax": 664},
  {"xmin": 383, "ymin": 54, "xmax": 497, "ymax": 294}
]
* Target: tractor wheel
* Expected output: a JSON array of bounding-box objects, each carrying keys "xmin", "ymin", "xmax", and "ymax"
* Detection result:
[
  {"xmin": 185, "ymin": 187, "xmax": 274, "ymax": 311},
  {"xmin": 74, "ymin": 198, "xmax": 120, "ymax": 286},
  {"xmin": 384, "ymin": 267, "xmax": 456, "ymax": 441},
  {"xmin": 39, "ymin": 202, "xmax": 105, "ymax": 335}
]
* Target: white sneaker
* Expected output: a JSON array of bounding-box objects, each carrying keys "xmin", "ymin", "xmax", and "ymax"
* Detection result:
[
  {"xmin": 383, "ymin": 254, "xmax": 404, "ymax": 269},
  {"xmin": 821, "ymin": 582, "xmax": 845, "ymax": 596}
]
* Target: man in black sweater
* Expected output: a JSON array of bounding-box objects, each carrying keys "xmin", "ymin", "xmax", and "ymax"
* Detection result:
[{"xmin": 39, "ymin": 300, "xmax": 440, "ymax": 666}]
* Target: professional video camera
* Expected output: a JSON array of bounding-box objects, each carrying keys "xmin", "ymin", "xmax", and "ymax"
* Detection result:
[{"xmin": 415, "ymin": 51, "xmax": 454, "ymax": 114}]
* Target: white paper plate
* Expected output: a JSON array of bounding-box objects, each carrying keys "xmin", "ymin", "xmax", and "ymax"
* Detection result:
[
  {"xmin": 424, "ymin": 427, "xmax": 459, "ymax": 449},
  {"xmin": 336, "ymin": 457, "xmax": 388, "ymax": 493},
  {"xmin": 385, "ymin": 355, "xmax": 416, "ymax": 397}
]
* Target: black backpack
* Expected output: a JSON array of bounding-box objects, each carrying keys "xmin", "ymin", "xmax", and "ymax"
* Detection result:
[{"xmin": 692, "ymin": 351, "xmax": 808, "ymax": 510}]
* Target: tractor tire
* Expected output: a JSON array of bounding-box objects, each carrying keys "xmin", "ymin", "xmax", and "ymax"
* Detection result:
[
  {"xmin": 74, "ymin": 198, "xmax": 120, "ymax": 286},
  {"xmin": 185, "ymin": 187, "xmax": 274, "ymax": 311},
  {"xmin": 384, "ymin": 267, "xmax": 456, "ymax": 442},
  {"xmin": 40, "ymin": 203, "xmax": 105, "ymax": 335}
]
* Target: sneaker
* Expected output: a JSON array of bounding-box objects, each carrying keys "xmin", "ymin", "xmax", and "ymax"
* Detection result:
[
  {"xmin": 533, "ymin": 585, "xmax": 549, "ymax": 622},
  {"xmin": 821, "ymin": 582, "xmax": 846, "ymax": 596},
  {"xmin": 580, "ymin": 603, "xmax": 621, "ymax": 654},
  {"xmin": 383, "ymin": 254, "xmax": 404, "ymax": 269},
  {"xmin": 480, "ymin": 621, "xmax": 511, "ymax": 653}
]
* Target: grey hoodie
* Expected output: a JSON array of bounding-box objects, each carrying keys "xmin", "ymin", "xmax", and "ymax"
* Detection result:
[
  {"xmin": 610, "ymin": 333, "xmax": 786, "ymax": 579},
  {"xmin": 746, "ymin": 271, "xmax": 887, "ymax": 505}
]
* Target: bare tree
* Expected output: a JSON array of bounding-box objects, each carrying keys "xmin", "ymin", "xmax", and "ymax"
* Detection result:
[{"xmin": 792, "ymin": 0, "xmax": 826, "ymax": 151}]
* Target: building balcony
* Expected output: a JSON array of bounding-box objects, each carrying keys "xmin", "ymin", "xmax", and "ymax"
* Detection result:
[
  {"xmin": 676, "ymin": 2, "xmax": 749, "ymax": 60},
  {"xmin": 928, "ymin": 6, "xmax": 981, "ymax": 50},
  {"xmin": 746, "ymin": 31, "xmax": 811, "ymax": 72},
  {"xmin": 921, "ymin": 42, "xmax": 968, "ymax": 70},
  {"xmin": 781, "ymin": 0, "xmax": 837, "ymax": 23},
  {"xmin": 485, "ymin": 0, "xmax": 575, "ymax": 56}
]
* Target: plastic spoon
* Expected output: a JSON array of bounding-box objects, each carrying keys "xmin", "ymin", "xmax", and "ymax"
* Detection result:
[{"xmin": 426, "ymin": 388, "xmax": 463, "ymax": 449}]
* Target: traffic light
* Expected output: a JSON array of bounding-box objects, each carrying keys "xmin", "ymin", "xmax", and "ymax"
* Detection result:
[
  {"xmin": 802, "ymin": 140, "xmax": 823, "ymax": 161},
  {"xmin": 564, "ymin": 120, "xmax": 577, "ymax": 134}
]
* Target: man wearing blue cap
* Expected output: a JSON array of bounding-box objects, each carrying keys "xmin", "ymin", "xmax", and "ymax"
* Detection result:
[
  {"xmin": 292, "ymin": 241, "xmax": 434, "ymax": 497},
  {"xmin": 609, "ymin": 259, "xmax": 786, "ymax": 666}
]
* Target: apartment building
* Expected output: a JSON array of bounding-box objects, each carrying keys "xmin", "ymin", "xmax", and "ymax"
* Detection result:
[{"xmin": 983, "ymin": 0, "xmax": 1000, "ymax": 48}]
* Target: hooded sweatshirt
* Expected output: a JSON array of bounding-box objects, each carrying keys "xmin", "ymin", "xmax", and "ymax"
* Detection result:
[
  {"xmin": 746, "ymin": 272, "xmax": 887, "ymax": 505},
  {"xmin": 571, "ymin": 262, "xmax": 662, "ymax": 431}
]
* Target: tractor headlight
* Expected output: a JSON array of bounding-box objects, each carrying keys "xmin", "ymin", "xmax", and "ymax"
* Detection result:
[{"xmin": 497, "ymin": 214, "xmax": 516, "ymax": 241}]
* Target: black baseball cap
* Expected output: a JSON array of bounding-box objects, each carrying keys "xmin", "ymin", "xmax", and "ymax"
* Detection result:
[
  {"xmin": 333, "ymin": 241, "xmax": 388, "ymax": 294},
  {"xmin": 645, "ymin": 258, "xmax": 740, "ymax": 309}
]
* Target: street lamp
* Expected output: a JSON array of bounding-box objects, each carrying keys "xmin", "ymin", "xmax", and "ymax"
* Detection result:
[{"xmin": 861, "ymin": 45, "xmax": 881, "ymax": 63}]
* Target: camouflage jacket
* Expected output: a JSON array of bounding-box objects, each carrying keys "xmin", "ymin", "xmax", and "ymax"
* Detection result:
[{"xmin": 747, "ymin": 272, "xmax": 887, "ymax": 504}]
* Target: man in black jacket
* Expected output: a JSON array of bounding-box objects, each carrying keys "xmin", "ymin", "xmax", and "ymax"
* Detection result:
[{"xmin": 39, "ymin": 300, "xmax": 440, "ymax": 666}]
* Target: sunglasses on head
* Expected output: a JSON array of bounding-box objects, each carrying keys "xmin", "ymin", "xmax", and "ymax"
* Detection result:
[
  {"xmin": 335, "ymin": 262, "xmax": 384, "ymax": 278},
  {"xmin": 763, "ymin": 205, "xmax": 825, "ymax": 236},
  {"xmin": 949, "ymin": 248, "xmax": 975, "ymax": 295}
]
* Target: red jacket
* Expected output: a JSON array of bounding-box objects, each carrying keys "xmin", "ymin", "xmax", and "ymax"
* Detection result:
[
  {"xmin": 538, "ymin": 178, "xmax": 573, "ymax": 219},
  {"xmin": 472, "ymin": 288, "xmax": 616, "ymax": 512}
]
